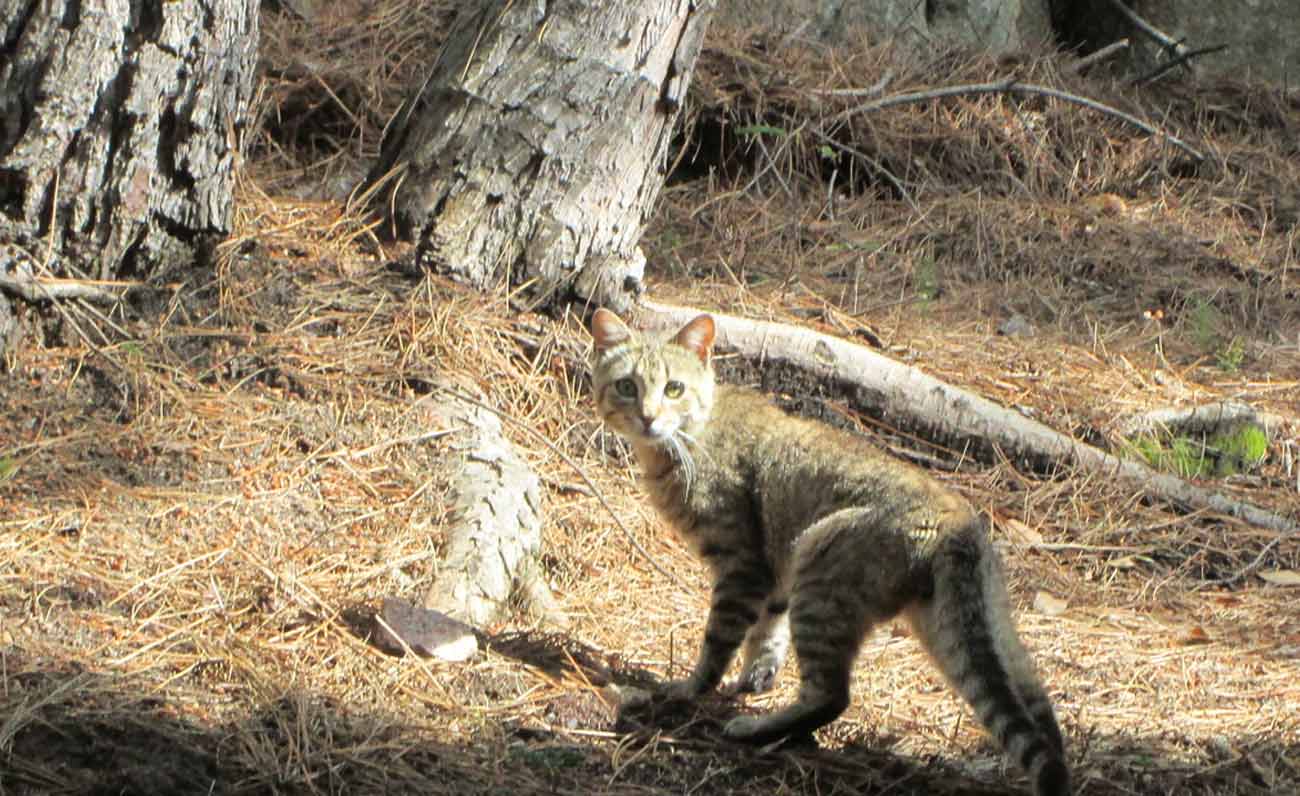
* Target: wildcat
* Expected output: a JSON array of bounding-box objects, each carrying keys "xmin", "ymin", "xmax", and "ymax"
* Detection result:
[{"xmin": 589, "ymin": 308, "xmax": 1069, "ymax": 796}]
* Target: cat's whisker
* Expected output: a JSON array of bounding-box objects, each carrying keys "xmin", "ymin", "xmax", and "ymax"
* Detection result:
[{"xmin": 667, "ymin": 433, "xmax": 695, "ymax": 497}]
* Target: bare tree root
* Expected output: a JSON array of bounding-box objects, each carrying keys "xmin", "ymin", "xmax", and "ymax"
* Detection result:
[
  {"xmin": 637, "ymin": 302, "xmax": 1299, "ymax": 577},
  {"xmin": 421, "ymin": 385, "xmax": 561, "ymax": 628}
]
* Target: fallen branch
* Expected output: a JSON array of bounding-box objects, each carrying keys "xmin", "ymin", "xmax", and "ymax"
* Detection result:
[
  {"xmin": 1067, "ymin": 39, "xmax": 1130, "ymax": 75},
  {"xmin": 1132, "ymin": 44, "xmax": 1228, "ymax": 85},
  {"xmin": 1106, "ymin": 0, "xmax": 1195, "ymax": 72},
  {"xmin": 837, "ymin": 76, "xmax": 1203, "ymax": 162},
  {"xmin": 636, "ymin": 302, "xmax": 1299, "ymax": 581},
  {"xmin": 1118, "ymin": 401, "xmax": 1283, "ymax": 438}
]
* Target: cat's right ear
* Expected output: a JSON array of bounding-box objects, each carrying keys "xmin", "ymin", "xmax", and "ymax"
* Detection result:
[
  {"xmin": 673, "ymin": 314, "xmax": 716, "ymax": 364},
  {"xmin": 591, "ymin": 308, "xmax": 633, "ymax": 353}
]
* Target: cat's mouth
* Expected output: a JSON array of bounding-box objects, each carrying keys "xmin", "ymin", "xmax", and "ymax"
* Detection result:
[{"xmin": 641, "ymin": 416, "xmax": 679, "ymax": 442}]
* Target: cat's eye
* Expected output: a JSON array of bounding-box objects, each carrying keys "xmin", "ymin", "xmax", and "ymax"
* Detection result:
[
  {"xmin": 614, "ymin": 378, "xmax": 638, "ymax": 398},
  {"xmin": 664, "ymin": 380, "xmax": 685, "ymax": 398}
]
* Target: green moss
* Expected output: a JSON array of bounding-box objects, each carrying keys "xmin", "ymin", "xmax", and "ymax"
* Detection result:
[
  {"xmin": 1123, "ymin": 422, "xmax": 1268, "ymax": 479},
  {"xmin": 1209, "ymin": 423, "xmax": 1268, "ymax": 476}
]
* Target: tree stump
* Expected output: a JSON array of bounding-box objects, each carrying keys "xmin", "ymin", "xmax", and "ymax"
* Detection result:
[{"xmin": 365, "ymin": 0, "xmax": 713, "ymax": 312}]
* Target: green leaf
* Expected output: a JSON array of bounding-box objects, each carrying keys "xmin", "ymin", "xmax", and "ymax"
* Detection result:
[{"xmin": 736, "ymin": 123, "xmax": 788, "ymax": 139}]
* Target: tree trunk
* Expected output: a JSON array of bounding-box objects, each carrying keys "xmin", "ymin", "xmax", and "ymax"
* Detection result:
[
  {"xmin": 365, "ymin": 0, "xmax": 713, "ymax": 312},
  {"xmin": 0, "ymin": 0, "xmax": 258, "ymax": 285}
]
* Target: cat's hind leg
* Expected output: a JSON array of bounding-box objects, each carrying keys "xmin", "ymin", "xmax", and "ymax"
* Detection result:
[
  {"xmin": 724, "ymin": 508, "xmax": 909, "ymax": 744},
  {"xmin": 731, "ymin": 595, "xmax": 790, "ymax": 694}
]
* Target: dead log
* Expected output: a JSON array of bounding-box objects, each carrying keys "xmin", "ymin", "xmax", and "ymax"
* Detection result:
[
  {"xmin": 419, "ymin": 386, "xmax": 561, "ymax": 632},
  {"xmin": 635, "ymin": 302, "xmax": 1299, "ymax": 548},
  {"xmin": 1118, "ymin": 401, "xmax": 1288, "ymax": 439}
]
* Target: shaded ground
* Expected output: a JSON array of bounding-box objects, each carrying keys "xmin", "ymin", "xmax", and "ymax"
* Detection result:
[{"xmin": 2, "ymin": 4, "xmax": 1299, "ymax": 795}]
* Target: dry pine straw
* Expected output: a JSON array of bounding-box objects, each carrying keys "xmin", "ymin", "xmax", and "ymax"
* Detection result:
[
  {"xmin": 1, "ymin": 186, "xmax": 1297, "ymax": 794},
  {"xmin": 3, "ymin": 11, "xmax": 1300, "ymax": 794}
]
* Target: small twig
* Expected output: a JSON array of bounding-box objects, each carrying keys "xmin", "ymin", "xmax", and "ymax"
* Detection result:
[
  {"xmin": 1132, "ymin": 44, "xmax": 1229, "ymax": 85},
  {"xmin": 0, "ymin": 275, "xmax": 124, "ymax": 304},
  {"xmin": 0, "ymin": 245, "xmax": 132, "ymax": 305},
  {"xmin": 790, "ymin": 115, "xmax": 919, "ymax": 213},
  {"xmin": 1067, "ymin": 39, "xmax": 1130, "ymax": 75},
  {"xmin": 839, "ymin": 76, "xmax": 1203, "ymax": 161},
  {"xmin": 1106, "ymin": 0, "xmax": 1193, "ymax": 70},
  {"xmin": 811, "ymin": 69, "xmax": 894, "ymax": 97},
  {"xmin": 1215, "ymin": 532, "xmax": 1298, "ymax": 587},
  {"xmin": 427, "ymin": 382, "xmax": 694, "ymax": 596}
]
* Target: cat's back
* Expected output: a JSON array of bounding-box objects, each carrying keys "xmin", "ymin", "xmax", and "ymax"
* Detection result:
[{"xmin": 706, "ymin": 384, "xmax": 971, "ymax": 521}]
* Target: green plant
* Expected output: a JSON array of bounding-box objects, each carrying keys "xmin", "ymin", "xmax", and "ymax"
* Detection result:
[
  {"xmin": 735, "ymin": 123, "xmax": 788, "ymax": 139},
  {"xmin": 1214, "ymin": 336, "xmax": 1245, "ymax": 373},
  {"xmin": 1124, "ymin": 421, "xmax": 1269, "ymax": 479},
  {"xmin": 1187, "ymin": 296, "xmax": 1224, "ymax": 353},
  {"xmin": 1208, "ymin": 423, "xmax": 1268, "ymax": 476},
  {"xmin": 913, "ymin": 253, "xmax": 940, "ymax": 302}
]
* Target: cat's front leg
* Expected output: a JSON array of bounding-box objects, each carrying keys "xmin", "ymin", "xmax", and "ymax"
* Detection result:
[{"xmin": 662, "ymin": 561, "xmax": 772, "ymax": 701}]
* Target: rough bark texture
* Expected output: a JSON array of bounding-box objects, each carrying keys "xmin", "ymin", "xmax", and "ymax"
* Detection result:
[
  {"xmin": 367, "ymin": 0, "xmax": 713, "ymax": 312},
  {"xmin": 423, "ymin": 389, "xmax": 559, "ymax": 629},
  {"xmin": 0, "ymin": 0, "xmax": 258, "ymax": 282},
  {"xmin": 638, "ymin": 301, "xmax": 1300, "ymax": 538}
]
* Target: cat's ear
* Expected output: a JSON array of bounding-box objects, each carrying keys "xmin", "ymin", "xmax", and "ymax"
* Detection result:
[
  {"xmin": 673, "ymin": 314, "xmax": 715, "ymax": 363},
  {"xmin": 591, "ymin": 308, "xmax": 633, "ymax": 353}
]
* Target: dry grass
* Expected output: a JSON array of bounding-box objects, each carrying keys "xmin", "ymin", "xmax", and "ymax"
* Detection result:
[{"xmin": 3, "ymin": 6, "xmax": 1300, "ymax": 796}]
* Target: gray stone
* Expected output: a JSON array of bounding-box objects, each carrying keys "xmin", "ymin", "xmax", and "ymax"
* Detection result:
[
  {"xmin": 1132, "ymin": 0, "xmax": 1300, "ymax": 86},
  {"xmin": 715, "ymin": 0, "xmax": 1052, "ymax": 52}
]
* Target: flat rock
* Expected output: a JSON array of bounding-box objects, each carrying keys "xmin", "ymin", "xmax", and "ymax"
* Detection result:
[{"xmin": 374, "ymin": 596, "xmax": 479, "ymax": 662}]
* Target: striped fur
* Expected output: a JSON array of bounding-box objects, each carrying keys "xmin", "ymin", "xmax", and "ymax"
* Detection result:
[{"xmin": 591, "ymin": 309, "xmax": 1069, "ymax": 796}]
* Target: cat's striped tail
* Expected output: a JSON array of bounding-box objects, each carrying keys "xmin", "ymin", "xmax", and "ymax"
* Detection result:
[{"xmin": 908, "ymin": 519, "xmax": 1069, "ymax": 796}]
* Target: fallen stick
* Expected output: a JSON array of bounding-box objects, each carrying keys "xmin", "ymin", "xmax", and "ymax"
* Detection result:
[
  {"xmin": 636, "ymin": 302, "xmax": 1299, "ymax": 580},
  {"xmin": 1106, "ymin": 0, "xmax": 1195, "ymax": 71},
  {"xmin": 0, "ymin": 244, "xmax": 133, "ymax": 305},
  {"xmin": 1067, "ymin": 39, "xmax": 1130, "ymax": 75},
  {"xmin": 837, "ymin": 76, "xmax": 1203, "ymax": 162},
  {"xmin": 1132, "ymin": 44, "xmax": 1228, "ymax": 85}
]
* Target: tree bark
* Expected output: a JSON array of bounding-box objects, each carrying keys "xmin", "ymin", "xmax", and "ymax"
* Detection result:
[
  {"xmin": 0, "ymin": 0, "xmax": 258, "ymax": 284},
  {"xmin": 365, "ymin": 0, "xmax": 713, "ymax": 312}
]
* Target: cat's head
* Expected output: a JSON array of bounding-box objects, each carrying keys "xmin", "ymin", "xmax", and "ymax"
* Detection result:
[{"xmin": 589, "ymin": 309, "xmax": 716, "ymax": 448}]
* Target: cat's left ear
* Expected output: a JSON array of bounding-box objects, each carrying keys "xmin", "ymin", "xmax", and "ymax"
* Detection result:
[
  {"xmin": 591, "ymin": 308, "xmax": 633, "ymax": 353},
  {"xmin": 673, "ymin": 314, "xmax": 715, "ymax": 364}
]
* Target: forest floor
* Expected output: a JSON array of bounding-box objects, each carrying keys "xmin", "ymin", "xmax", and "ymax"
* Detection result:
[{"xmin": 3, "ymin": 5, "xmax": 1300, "ymax": 795}]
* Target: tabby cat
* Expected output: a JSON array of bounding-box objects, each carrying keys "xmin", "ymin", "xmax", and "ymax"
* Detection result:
[{"xmin": 590, "ymin": 309, "xmax": 1069, "ymax": 796}]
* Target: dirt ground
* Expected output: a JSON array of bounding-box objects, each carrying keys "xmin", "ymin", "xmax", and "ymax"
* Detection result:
[{"xmin": 3, "ymin": 5, "xmax": 1299, "ymax": 796}]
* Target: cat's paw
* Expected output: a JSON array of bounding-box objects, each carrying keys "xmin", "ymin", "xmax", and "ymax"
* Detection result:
[
  {"xmin": 659, "ymin": 677, "xmax": 708, "ymax": 702},
  {"xmin": 723, "ymin": 714, "xmax": 764, "ymax": 741},
  {"xmin": 724, "ymin": 716, "xmax": 816, "ymax": 749},
  {"xmin": 731, "ymin": 662, "xmax": 780, "ymax": 694}
]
